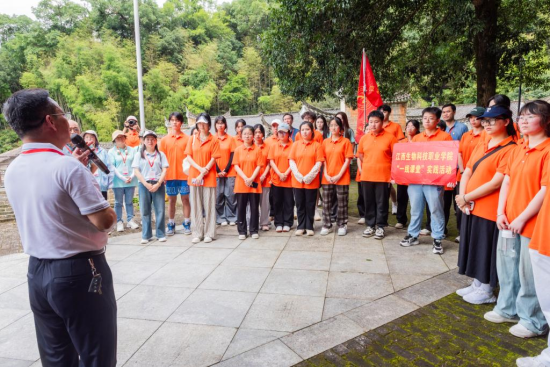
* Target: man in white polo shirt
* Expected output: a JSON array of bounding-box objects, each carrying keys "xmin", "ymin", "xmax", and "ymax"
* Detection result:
[{"xmin": 3, "ymin": 89, "xmax": 117, "ymax": 367}]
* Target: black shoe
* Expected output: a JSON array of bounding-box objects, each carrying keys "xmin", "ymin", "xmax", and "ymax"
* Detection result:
[
  {"xmin": 433, "ymin": 239, "xmax": 444, "ymax": 254},
  {"xmin": 400, "ymin": 234, "xmax": 419, "ymax": 247}
]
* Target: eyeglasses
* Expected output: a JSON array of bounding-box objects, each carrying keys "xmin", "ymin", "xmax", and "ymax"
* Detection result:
[
  {"xmin": 35, "ymin": 112, "xmax": 72, "ymax": 129},
  {"xmin": 481, "ymin": 118, "xmax": 504, "ymax": 126},
  {"xmin": 518, "ymin": 114, "xmax": 537, "ymax": 121}
]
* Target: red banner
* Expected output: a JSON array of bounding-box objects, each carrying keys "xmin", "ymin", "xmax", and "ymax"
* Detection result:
[
  {"xmin": 356, "ymin": 49, "xmax": 383, "ymax": 141},
  {"xmin": 391, "ymin": 141, "xmax": 459, "ymax": 186}
]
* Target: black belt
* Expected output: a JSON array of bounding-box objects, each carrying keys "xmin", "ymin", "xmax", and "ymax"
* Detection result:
[
  {"xmin": 146, "ymin": 180, "xmax": 159, "ymax": 184},
  {"xmin": 34, "ymin": 248, "xmax": 106, "ymax": 261}
]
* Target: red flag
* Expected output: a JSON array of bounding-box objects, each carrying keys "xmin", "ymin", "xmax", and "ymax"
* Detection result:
[{"xmin": 356, "ymin": 49, "xmax": 383, "ymax": 141}]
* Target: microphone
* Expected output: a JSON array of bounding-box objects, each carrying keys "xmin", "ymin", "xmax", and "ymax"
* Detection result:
[{"xmin": 70, "ymin": 134, "xmax": 110, "ymax": 174}]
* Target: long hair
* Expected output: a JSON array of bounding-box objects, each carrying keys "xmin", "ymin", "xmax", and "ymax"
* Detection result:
[
  {"xmin": 519, "ymin": 100, "xmax": 550, "ymax": 137},
  {"xmin": 141, "ymin": 137, "xmax": 160, "ymax": 159},
  {"xmin": 336, "ymin": 111, "xmax": 352, "ymax": 139},
  {"xmin": 316, "ymin": 115, "xmax": 329, "ymax": 139},
  {"xmin": 253, "ymin": 124, "xmax": 265, "ymax": 139}
]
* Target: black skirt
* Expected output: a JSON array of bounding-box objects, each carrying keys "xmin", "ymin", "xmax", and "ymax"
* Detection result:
[{"xmin": 457, "ymin": 213, "xmax": 499, "ymax": 287}]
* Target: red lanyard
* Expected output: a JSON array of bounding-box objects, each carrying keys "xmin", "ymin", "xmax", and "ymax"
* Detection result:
[
  {"xmin": 21, "ymin": 148, "xmax": 64, "ymax": 156},
  {"xmin": 118, "ymin": 148, "xmax": 128, "ymax": 164},
  {"xmin": 65, "ymin": 144, "xmax": 75, "ymax": 154},
  {"xmin": 146, "ymin": 152, "xmax": 157, "ymax": 168}
]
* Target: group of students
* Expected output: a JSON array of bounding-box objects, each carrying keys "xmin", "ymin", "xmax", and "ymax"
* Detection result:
[{"xmin": 64, "ymin": 96, "xmax": 550, "ymax": 366}]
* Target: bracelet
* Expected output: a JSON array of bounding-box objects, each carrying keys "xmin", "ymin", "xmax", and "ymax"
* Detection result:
[
  {"xmin": 463, "ymin": 195, "xmax": 467, "ymax": 203},
  {"xmin": 497, "ymin": 213, "xmax": 505, "ymax": 217}
]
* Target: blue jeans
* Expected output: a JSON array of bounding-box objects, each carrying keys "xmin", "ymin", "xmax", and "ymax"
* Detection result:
[
  {"xmin": 494, "ymin": 233, "xmax": 548, "ymax": 334},
  {"xmin": 530, "ymin": 249, "xmax": 550, "ymax": 366},
  {"xmin": 113, "ymin": 187, "xmax": 136, "ymax": 222},
  {"xmin": 407, "ymin": 184, "xmax": 445, "ymax": 240},
  {"xmin": 138, "ymin": 182, "xmax": 166, "ymax": 240}
]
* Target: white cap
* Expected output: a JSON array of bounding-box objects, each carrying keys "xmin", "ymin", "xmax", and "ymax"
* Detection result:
[{"xmin": 269, "ymin": 119, "xmax": 281, "ymax": 126}]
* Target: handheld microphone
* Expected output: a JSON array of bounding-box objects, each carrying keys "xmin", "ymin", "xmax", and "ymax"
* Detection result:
[{"xmin": 70, "ymin": 134, "xmax": 110, "ymax": 174}]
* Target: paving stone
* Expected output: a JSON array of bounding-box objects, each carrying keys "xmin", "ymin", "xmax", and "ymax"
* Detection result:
[
  {"xmin": 214, "ymin": 340, "xmax": 302, "ymax": 367},
  {"xmin": 329, "ymin": 252, "xmax": 389, "ymax": 274},
  {"xmin": 168, "ymin": 289, "xmax": 256, "ymax": 327},
  {"xmin": 322, "ymin": 298, "xmax": 371, "ymax": 320},
  {"xmin": 104, "ymin": 244, "xmax": 144, "ymax": 261},
  {"xmin": 260, "ymin": 269, "xmax": 328, "ymax": 297},
  {"xmin": 326, "ymin": 272, "xmax": 394, "ymax": 300},
  {"xmin": 285, "ymin": 237, "xmax": 334, "ymax": 252},
  {"xmin": 0, "ymin": 358, "xmax": 34, "ymax": 367},
  {"xmin": 0, "ymin": 314, "xmax": 39, "ymax": 361},
  {"xmin": 281, "ymin": 315, "xmax": 364, "ymax": 359},
  {"xmin": 385, "ymin": 252, "xmax": 450, "ymax": 276},
  {"xmin": 0, "ymin": 277, "xmax": 26, "ymax": 295},
  {"xmin": 117, "ymin": 284, "xmax": 193, "ymax": 321},
  {"xmin": 142, "ymin": 262, "xmax": 217, "ymax": 288},
  {"xmin": 194, "ymin": 236, "xmax": 243, "ymax": 249},
  {"xmin": 113, "ymin": 283, "xmax": 137, "ymax": 300},
  {"xmin": 125, "ymin": 322, "xmax": 236, "ymax": 367},
  {"xmin": 124, "ymin": 245, "xmax": 187, "ymax": 262},
  {"xmin": 107, "ymin": 232, "xmax": 146, "ymax": 245},
  {"xmin": 332, "ymin": 238, "xmax": 384, "ymax": 253},
  {"xmin": 148, "ymin": 235, "xmax": 195, "ymax": 247},
  {"xmin": 238, "ymin": 236, "xmax": 289, "ymax": 251},
  {"xmin": 222, "ymin": 329, "xmax": 288, "ymax": 360},
  {"xmin": 199, "ymin": 266, "xmax": 271, "ymax": 293},
  {"xmin": 390, "ymin": 274, "xmax": 434, "ymax": 291},
  {"xmin": 395, "ymin": 276, "xmax": 457, "ymax": 307},
  {"xmin": 110, "ymin": 261, "xmax": 167, "ymax": 284},
  {"xmin": 221, "ymin": 249, "xmax": 281, "ymax": 268},
  {"xmin": 274, "ymin": 251, "xmax": 332, "ymax": 271},
  {"xmin": 171, "ymin": 247, "xmax": 233, "ymax": 265},
  {"xmin": 0, "ymin": 283, "xmax": 30, "ymax": 310},
  {"xmin": 345, "ymin": 295, "xmax": 419, "ymax": 331},
  {"xmin": 241, "ymin": 293, "xmax": 324, "ymax": 332},
  {"xmin": 0, "ymin": 261, "xmax": 28, "ymax": 279},
  {"xmin": 0, "ymin": 309, "xmax": 30, "ymax": 330},
  {"xmin": 117, "ymin": 317, "xmax": 162, "ymax": 366}
]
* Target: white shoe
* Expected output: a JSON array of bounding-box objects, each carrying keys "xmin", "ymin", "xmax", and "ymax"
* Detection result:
[
  {"xmin": 419, "ymin": 228, "xmax": 431, "ymax": 236},
  {"xmin": 509, "ymin": 324, "xmax": 541, "ymax": 339},
  {"xmin": 306, "ymin": 230, "xmax": 314, "ymax": 236},
  {"xmin": 204, "ymin": 237, "xmax": 213, "ymax": 243},
  {"xmin": 295, "ymin": 229, "xmax": 304, "ymax": 236},
  {"xmin": 191, "ymin": 237, "xmax": 201, "ymax": 244},
  {"xmin": 362, "ymin": 227, "xmax": 374, "ymax": 238},
  {"xmin": 456, "ymin": 283, "xmax": 477, "ymax": 297},
  {"xmin": 320, "ymin": 227, "xmax": 333, "ymax": 236},
  {"xmin": 455, "ymin": 236, "xmax": 460, "ymax": 243},
  {"xmin": 276, "ymin": 226, "xmax": 283, "ymax": 232},
  {"xmin": 158, "ymin": 237, "xmax": 167, "ymax": 242},
  {"xmin": 127, "ymin": 219, "xmax": 139, "ymax": 229},
  {"xmin": 374, "ymin": 227, "xmax": 385, "ymax": 240},
  {"xmin": 516, "ymin": 357, "xmax": 546, "ymax": 367},
  {"xmin": 338, "ymin": 226, "xmax": 347, "ymax": 236},
  {"xmin": 116, "ymin": 221, "xmax": 124, "ymax": 232},
  {"xmin": 484, "ymin": 311, "xmax": 519, "ymax": 324},
  {"xmin": 395, "ymin": 223, "xmax": 404, "ymax": 229},
  {"xmin": 221, "ymin": 222, "xmax": 228, "ymax": 226},
  {"xmin": 463, "ymin": 288, "xmax": 496, "ymax": 304},
  {"xmin": 392, "ymin": 202, "xmax": 397, "ymax": 215},
  {"xmin": 314, "ymin": 212, "xmax": 321, "ymax": 221},
  {"xmin": 358, "ymin": 218, "xmax": 365, "ymax": 224},
  {"xmin": 140, "ymin": 238, "xmax": 150, "ymax": 244},
  {"xmin": 229, "ymin": 222, "xmax": 236, "ymax": 226},
  {"xmin": 251, "ymin": 233, "xmax": 259, "ymax": 239},
  {"xmin": 238, "ymin": 234, "xmax": 246, "ymax": 240},
  {"xmin": 283, "ymin": 226, "xmax": 290, "ymax": 232}
]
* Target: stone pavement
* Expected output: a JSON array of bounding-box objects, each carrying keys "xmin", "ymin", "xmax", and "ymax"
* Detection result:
[{"xmin": 0, "ymin": 219, "xmax": 468, "ymax": 366}]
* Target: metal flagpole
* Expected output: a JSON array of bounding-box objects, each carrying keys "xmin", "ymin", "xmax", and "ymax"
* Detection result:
[{"xmin": 133, "ymin": 0, "xmax": 146, "ymax": 131}]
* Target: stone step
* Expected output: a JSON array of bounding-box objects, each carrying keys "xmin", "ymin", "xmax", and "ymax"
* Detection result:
[{"xmin": 0, "ymin": 213, "xmax": 15, "ymax": 222}]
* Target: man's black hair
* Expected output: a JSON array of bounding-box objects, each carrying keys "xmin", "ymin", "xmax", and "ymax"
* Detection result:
[
  {"xmin": 442, "ymin": 103, "xmax": 456, "ymax": 112},
  {"xmin": 422, "ymin": 107, "xmax": 442, "ymax": 119},
  {"xmin": 2, "ymin": 88, "xmax": 57, "ymax": 138},
  {"xmin": 378, "ymin": 104, "xmax": 392, "ymax": 114}
]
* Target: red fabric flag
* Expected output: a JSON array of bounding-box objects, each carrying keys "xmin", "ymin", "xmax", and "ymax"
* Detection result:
[{"xmin": 356, "ymin": 49, "xmax": 383, "ymax": 141}]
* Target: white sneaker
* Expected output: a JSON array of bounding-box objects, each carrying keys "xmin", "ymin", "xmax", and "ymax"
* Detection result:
[
  {"xmin": 337, "ymin": 226, "xmax": 347, "ymax": 236},
  {"xmin": 295, "ymin": 229, "xmax": 304, "ymax": 236},
  {"xmin": 395, "ymin": 223, "xmax": 404, "ymax": 229},
  {"xmin": 283, "ymin": 226, "xmax": 290, "ymax": 232},
  {"xmin": 374, "ymin": 227, "xmax": 385, "ymax": 240},
  {"xmin": 509, "ymin": 324, "xmax": 540, "ymax": 338},
  {"xmin": 419, "ymin": 228, "xmax": 431, "ymax": 236},
  {"xmin": 516, "ymin": 357, "xmax": 546, "ymax": 367},
  {"xmin": 204, "ymin": 237, "xmax": 213, "ymax": 243},
  {"xmin": 229, "ymin": 222, "xmax": 236, "ymax": 226},
  {"xmin": 456, "ymin": 283, "xmax": 477, "ymax": 297},
  {"xmin": 191, "ymin": 237, "xmax": 201, "ymax": 244},
  {"xmin": 238, "ymin": 234, "xmax": 246, "ymax": 240},
  {"xmin": 392, "ymin": 202, "xmax": 397, "ymax": 215},
  {"xmin": 221, "ymin": 222, "xmax": 228, "ymax": 226},
  {"xmin": 251, "ymin": 233, "xmax": 259, "ymax": 239},
  {"xmin": 463, "ymin": 288, "xmax": 496, "ymax": 304},
  {"xmin": 484, "ymin": 311, "xmax": 519, "ymax": 324},
  {"xmin": 127, "ymin": 219, "xmax": 139, "ymax": 229},
  {"xmin": 116, "ymin": 221, "xmax": 124, "ymax": 232},
  {"xmin": 306, "ymin": 230, "xmax": 314, "ymax": 236},
  {"xmin": 455, "ymin": 236, "xmax": 460, "ymax": 243},
  {"xmin": 358, "ymin": 218, "xmax": 365, "ymax": 224},
  {"xmin": 320, "ymin": 227, "xmax": 333, "ymax": 236},
  {"xmin": 140, "ymin": 238, "xmax": 151, "ymax": 244},
  {"xmin": 158, "ymin": 237, "xmax": 167, "ymax": 242},
  {"xmin": 314, "ymin": 212, "xmax": 321, "ymax": 221},
  {"xmin": 362, "ymin": 227, "xmax": 374, "ymax": 238},
  {"xmin": 276, "ymin": 226, "xmax": 283, "ymax": 232}
]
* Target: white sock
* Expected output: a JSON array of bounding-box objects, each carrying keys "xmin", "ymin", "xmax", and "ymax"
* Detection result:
[
  {"xmin": 169, "ymin": 219, "xmax": 175, "ymax": 224},
  {"xmin": 184, "ymin": 218, "xmax": 190, "ymax": 224},
  {"xmin": 473, "ymin": 279, "xmax": 482, "ymax": 287}
]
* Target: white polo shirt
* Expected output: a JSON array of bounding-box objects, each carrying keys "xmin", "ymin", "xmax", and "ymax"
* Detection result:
[{"xmin": 5, "ymin": 143, "xmax": 111, "ymax": 259}]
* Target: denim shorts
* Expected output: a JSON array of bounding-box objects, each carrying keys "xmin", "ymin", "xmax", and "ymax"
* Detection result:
[{"xmin": 166, "ymin": 180, "xmax": 190, "ymax": 196}]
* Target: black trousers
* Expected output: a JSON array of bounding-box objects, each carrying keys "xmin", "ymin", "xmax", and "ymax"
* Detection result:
[
  {"xmin": 396, "ymin": 184, "xmax": 409, "ymax": 225},
  {"xmin": 269, "ymin": 184, "xmax": 275, "ymax": 216},
  {"xmin": 362, "ymin": 181, "xmax": 390, "ymax": 228},
  {"xmin": 454, "ymin": 183, "xmax": 462, "ymax": 233},
  {"xmin": 101, "ymin": 191, "xmax": 108, "ymax": 200},
  {"xmin": 357, "ymin": 181, "xmax": 365, "ymax": 218},
  {"xmin": 443, "ymin": 189, "xmax": 453, "ymax": 235},
  {"xmin": 294, "ymin": 188, "xmax": 317, "ymax": 230},
  {"xmin": 237, "ymin": 193, "xmax": 260, "ymax": 235},
  {"xmin": 272, "ymin": 185, "xmax": 294, "ymax": 227},
  {"xmin": 28, "ymin": 253, "xmax": 117, "ymax": 367}
]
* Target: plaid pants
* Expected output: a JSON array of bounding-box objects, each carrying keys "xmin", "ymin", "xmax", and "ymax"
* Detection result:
[{"xmin": 321, "ymin": 184, "xmax": 349, "ymax": 228}]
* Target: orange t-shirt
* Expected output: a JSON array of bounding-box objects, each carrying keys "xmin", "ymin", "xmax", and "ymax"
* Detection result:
[
  {"xmin": 216, "ymin": 134, "xmax": 237, "ymax": 177},
  {"xmin": 384, "ymin": 121, "xmax": 405, "ymax": 140},
  {"xmin": 233, "ymin": 144, "xmax": 264, "ymax": 194},
  {"xmin": 289, "ymin": 140, "xmax": 324, "ymax": 189},
  {"xmin": 234, "ymin": 136, "xmax": 244, "ymax": 147},
  {"xmin": 465, "ymin": 136, "xmax": 516, "ymax": 221},
  {"xmin": 159, "ymin": 132, "xmax": 189, "ymax": 181},
  {"xmin": 357, "ymin": 130, "xmax": 397, "ymax": 182},
  {"xmin": 184, "ymin": 134, "xmax": 221, "ymax": 188},
  {"xmin": 458, "ymin": 130, "xmax": 485, "ymax": 181},
  {"xmin": 529, "ymin": 160, "xmax": 550, "ymax": 256},
  {"xmin": 296, "ymin": 129, "xmax": 324, "ymax": 144},
  {"xmin": 505, "ymin": 138, "xmax": 550, "ymax": 238},
  {"xmin": 126, "ymin": 130, "xmax": 140, "ymax": 147},
  {"xmin": 257, "ymin": 143, "xmax": 272, "ymax": 188},
  {"xmin": 412, "ymin": 128, "xmax": 452, "ymax": 143},
  {"xmin": 265, "ymin": 135, "xmax": 279, "ymax": 148},
  {"xmin": 321, "ymin": 136, "xmax": 354, "ymax": 185},
  {"xmin": 268, "ymin": 141, "xmax": 293, "ymax": 188}
]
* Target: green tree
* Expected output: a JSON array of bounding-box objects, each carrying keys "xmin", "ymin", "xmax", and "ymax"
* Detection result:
[{"xmin": 220, "ymin": 73, "xmax": 252, "ymax": 114}]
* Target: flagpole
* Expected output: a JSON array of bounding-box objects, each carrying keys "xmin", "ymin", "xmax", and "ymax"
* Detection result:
[{"xmin": 363, "ymin": 49, "xmax": 367, "ymax": 131}]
